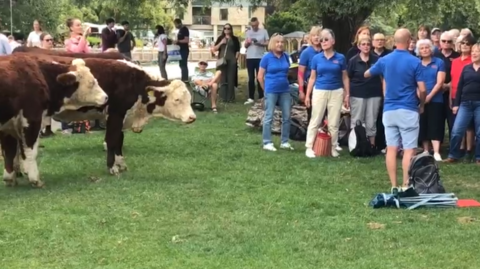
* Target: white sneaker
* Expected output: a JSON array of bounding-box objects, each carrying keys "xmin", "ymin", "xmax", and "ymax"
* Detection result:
[
  {"xmin": 263, "ymin": 143, "xmax": 277, "ymax": 151},
  {"xmin": 335, "ymin": 144, "xmax": 342, "ymax": 151},
  {"xmin": 381, "ymin": 148, "xmax": 386, "ymax": 154},
  {"xmin": 280, "ymin": 142, "xmax": 294, "ymax": 150},
  {"xmin": 305, "ymin": 149, "xmax": 316, "ymax": 158},
  {"xmin": 433, "ymin": 153, "xmax": 443, "ymax": 161},
  {"xmin": 331, "ymin": 149, "xmax": 340, "ymax": 157},
  {"xmin": 244, "ymin": 98, "xmax": 254, "ymax": 105}
]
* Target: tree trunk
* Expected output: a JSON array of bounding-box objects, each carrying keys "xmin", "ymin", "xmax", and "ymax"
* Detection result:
[{"xmin": 321, "ymin": 8, "xmax": 373, "ymax": 55}]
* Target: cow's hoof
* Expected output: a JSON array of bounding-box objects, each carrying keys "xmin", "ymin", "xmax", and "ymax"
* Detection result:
[
  {"xmin": 114, "ymin": 155, "xmax": 127, "ymax": 172},
  {"xmin": 31, "ymin": 181, "xmax": 45, "ymax": 188},
  {"xmin": 4, "ymin": 179, "xmax": 17, "ymax": 187},
  {"xmin": 109, "ymin": 166, "xmax": 119, "ymax": 176}
]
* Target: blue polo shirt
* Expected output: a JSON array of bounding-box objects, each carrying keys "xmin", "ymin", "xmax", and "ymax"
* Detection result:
[
  {"xmin": 260, "ymin": 52, "xmax": 290, "ymax": 94},
  {"xmin": 310, "ymin": 52, "xmax": 346, "ymax": 90},
  {"xmin": 369, "ymin": 49, "xmax": 425, "ymax": 112},
  {"xmin": 422, "ymin": 57, "xmax": 445, "ymax": 103},
  {"xmin": 298, "ymin": 46, "xmax": 322, "ymax": 82}
]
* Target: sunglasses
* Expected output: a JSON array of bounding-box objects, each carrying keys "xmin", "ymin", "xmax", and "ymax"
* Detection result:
[
  {"xmin": 441, "ymin": 40, "xmax": 453, "ymax": 44},
  {"xmin": 320, "ymin": 38, "xmax": 329, "ymax": 43},
  {"xmin": 224, "ymin": 28, "xmax": 231, "ymax": 30},
  {"xmin": 461, "ymin": 41, "xmax": 472, "ymax": 46},
  {"xmin": 360, "ymin": 43, "xmax": 371, "ymax": 46}
]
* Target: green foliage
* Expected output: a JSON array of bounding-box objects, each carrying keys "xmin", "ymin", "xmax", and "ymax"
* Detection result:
[{"xmin": 265, "ymin": 11, "xmax": 306, "ymax": 36}]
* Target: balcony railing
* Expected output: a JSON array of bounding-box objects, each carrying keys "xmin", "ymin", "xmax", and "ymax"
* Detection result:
[{"xmin": 192, "ymin": 15, "xmax": 211, "ymax": 25}]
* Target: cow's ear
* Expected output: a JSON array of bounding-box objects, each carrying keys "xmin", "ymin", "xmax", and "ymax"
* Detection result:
[{"xmin": 57, "ymin": 72, "xmax": 78, "ymax": 85}]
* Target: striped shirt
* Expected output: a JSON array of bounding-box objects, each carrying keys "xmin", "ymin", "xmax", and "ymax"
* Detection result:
[{"xmin": 192, "ymin": 70, "xmax": 214, "ymax": 81}]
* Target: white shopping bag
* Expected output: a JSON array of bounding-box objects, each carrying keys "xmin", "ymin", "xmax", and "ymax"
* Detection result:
[{"xmin": 167, "ymin": 45, "xmax": 182, "ymax": 62}]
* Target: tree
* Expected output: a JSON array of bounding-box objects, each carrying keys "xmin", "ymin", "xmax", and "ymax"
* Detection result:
[{"xmin": 264, "ymin": 11, "xmax": 306, "ymax": 36}]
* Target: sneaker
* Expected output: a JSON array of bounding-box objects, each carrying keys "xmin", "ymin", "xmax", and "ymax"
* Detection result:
[
  {"xmin": 61, "ymin": 129, "xmax": 72, "ymax": 135},
  {"xmin": 263, "ymin": 143, "xmax": 277, "ymax": 151},
  {"xmin": 244, "ymin": 98, "xmax": 254, "ymax": 105},
  {"xmin": 280, "ymin": 142, "xmax": 294, "ymax": 150},
  {"xmin": 305, "ymin": 148, "xmax": 316, "ymax": 158},
  {"xmin": 335, "ymin": 144, "xmax": 342, "ymax": 151},
  {"xmin": 433, "ymin": 152, "xmax": 442, "ymax": 162},
  {"xmin": 331, "ymin": 149, "xmax": 340, "ymax": 157},
  {"xmin": 381, "ymin": 148, "xmax": 386, "ymax": 154}
]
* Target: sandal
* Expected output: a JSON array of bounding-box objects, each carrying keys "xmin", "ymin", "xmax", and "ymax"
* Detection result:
[{"xmin": 212, "ymin": 108, "xmax": 218, "ymax": 113}]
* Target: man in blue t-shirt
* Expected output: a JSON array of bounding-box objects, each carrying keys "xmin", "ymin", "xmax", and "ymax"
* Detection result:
[{"xmin": 365, "ymin": 28, "xmax": 427, "ymax": 192}]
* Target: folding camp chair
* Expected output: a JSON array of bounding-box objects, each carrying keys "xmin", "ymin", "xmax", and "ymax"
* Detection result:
[{"xmin": 188, "ymin": 67, "xmax": 227, "ymax": 111}]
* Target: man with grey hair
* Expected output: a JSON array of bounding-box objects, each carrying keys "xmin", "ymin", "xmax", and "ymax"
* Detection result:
[{"xmin": 365, "ymin": 28, "xmax": 427, "ymax": 193}]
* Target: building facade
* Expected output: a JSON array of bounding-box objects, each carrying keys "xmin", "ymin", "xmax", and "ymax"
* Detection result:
[{"xmin": 175, "ymin": 0, "xmax": 266, "ymax": 40}]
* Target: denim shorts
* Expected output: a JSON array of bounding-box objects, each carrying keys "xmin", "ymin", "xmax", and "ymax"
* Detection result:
[{"xmin": 383, "ymin": 109, "xmax": 419, "ymax": 149}]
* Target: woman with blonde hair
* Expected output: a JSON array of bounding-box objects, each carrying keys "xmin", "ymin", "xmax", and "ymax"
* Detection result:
[
  {"xmin": 298, "ymin": 26, "xmax": 322, "ymax": 122},
  {"xmin": 305, "ymin": 29, "xmax": 350, "ymax": 158},
  {"xmin": 257, "ymin": 34, "xmax": 293, "ymax": 151},
  {"xmin": 345, "ymin": 26, "xmax": 370, "ymax": 60}
]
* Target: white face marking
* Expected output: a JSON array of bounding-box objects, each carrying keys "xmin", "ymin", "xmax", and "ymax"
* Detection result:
[
  {"xmin": 147, "ymin": 80, "xmax": 196, "ymax": 123},
  {"xmin": 3, "ymin": 168, "xmax": 17, "ymax": 186}
]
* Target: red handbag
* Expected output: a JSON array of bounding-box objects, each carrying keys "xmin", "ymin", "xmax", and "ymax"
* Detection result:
[{"xmin": 313, "ymin": 121, "xmax": 331, "ymax": 157}]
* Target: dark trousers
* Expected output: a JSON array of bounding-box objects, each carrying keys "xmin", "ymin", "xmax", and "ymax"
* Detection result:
[
  {"xmin": 246, "ymin": 59, "xmax": 263, "ymax": 100},
  {"xmin": 419, "ymin": 102, "xmax": 445, "ymax": 142},
  {"xmin": 220, "ymin": 59, "xmax": 237, "ymax": 102},
  {"xmin": 179, "ymin": 49, "xmax": 189, "ymax": 81},
  {"xmin": 61, "ymin": 122, "xmax": 71, "ymax": 130},
  {"xmin": 375, "ymin": 103, "xmax": 386, "ymax": 150}
]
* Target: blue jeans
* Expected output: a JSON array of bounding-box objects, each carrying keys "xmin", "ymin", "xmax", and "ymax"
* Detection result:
[
  {"xmin": 262, "ymin": 92, "xmax": 292, "ymax": 145},
  {"xmin": 448, "ymin": 101, "xmax": 480, "ymax": 160}
]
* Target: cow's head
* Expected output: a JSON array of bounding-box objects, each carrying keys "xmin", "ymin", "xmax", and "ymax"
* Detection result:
[
  {"xmin": 56, "ymin": 59, "xmax": 108, "ymax": 110},
  {"xmin": 145, "ymin": 79, "xmax": 196, "ymax": 123}
]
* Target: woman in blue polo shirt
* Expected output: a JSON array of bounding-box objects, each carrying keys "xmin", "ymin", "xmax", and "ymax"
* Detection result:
[
  {"xmin": 298, "ymin": 26, "xmax": 322, "ymax": 122},
  {"xmin": 257, "ymin": 34, "xmax": 293, "ymax": 152},
  {"xmin": 416, "ymin": 39, "xmax": 446, "ymax": 161},
  {"xmin": 304, "ymin": 29, "xmax": 350, "ymax": 158}
]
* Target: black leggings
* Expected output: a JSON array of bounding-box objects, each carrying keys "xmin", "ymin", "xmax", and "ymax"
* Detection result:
[{"xmin": 419, "ymin": 102, "xmax": 445, "ymax": 141}]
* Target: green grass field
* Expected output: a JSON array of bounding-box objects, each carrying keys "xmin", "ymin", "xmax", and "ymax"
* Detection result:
[{"xmin": 1, "ymin": 71, "xmax": 480, "ymax": 269}]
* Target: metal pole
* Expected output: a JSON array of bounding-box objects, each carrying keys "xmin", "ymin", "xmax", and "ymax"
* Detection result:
[{"xmin": 10, "ymin": 0, "xmax": 13, "ymax": 33}]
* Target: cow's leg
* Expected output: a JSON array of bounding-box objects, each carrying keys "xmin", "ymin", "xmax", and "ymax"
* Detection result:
[
  {"xmin": 105, "ymin": 113, "xmax": 126, "ymax": 175},
  {"xmin": 1, "ymin": 134, "xmax": 18, "ymax": 187},
  {"xmin": 114, "ymin": 131, "xmax": 127, "ymax": 172},
  {"xmin": 13, "ymin": 142, "xmax": 24, "ymax": 177},
  {"xmin": 22, "ymin": 120, "xmax": 43, "ymax": 188}
]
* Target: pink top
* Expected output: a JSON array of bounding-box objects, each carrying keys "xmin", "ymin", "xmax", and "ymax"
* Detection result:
[{"xmin": 64, "ymin": 35, "xmax": 90, "ymax": 53}]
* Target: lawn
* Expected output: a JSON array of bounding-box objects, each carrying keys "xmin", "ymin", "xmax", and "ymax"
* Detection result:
[{"xmin": 1, "ymin": 70, "xmax": 480, "ymax": 269}]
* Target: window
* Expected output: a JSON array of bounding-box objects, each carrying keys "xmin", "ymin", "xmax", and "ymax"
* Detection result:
[{"xmin": 220, "ymin": 9, "xmax": 228, "ymax": 21}]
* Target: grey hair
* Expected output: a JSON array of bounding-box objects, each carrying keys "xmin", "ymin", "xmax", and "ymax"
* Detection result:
[
  {"xmin": 320, "ymin": 28, "xmax": 335, "ymax": 40},
  {"xmin": 440, "ymin": 31, "xmax": 452, "ymax": 41},
  {"xmin": 415, "ymin": 39, "xmax": 435, "ymax": 56}
]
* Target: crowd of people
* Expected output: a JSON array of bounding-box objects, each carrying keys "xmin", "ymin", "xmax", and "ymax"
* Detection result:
[{"xmin": 257, "ymin": 24, "xmax": 479, "ymax": 191}]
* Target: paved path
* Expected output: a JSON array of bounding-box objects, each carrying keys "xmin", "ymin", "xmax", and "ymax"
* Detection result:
[{"xmin": 143, "ymin": 61, "xmax": 217, "ymax": 80}]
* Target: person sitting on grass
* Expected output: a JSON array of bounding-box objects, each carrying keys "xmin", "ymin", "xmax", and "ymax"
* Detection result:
[{"xmin": 191, "ymin": 61, "xmax": 221, "ymax": 113}]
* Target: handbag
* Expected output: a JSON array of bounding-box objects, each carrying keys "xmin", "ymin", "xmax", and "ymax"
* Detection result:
[{"xmin": 216, "ymin": 40, "xmax": 228, "ymax": 69}]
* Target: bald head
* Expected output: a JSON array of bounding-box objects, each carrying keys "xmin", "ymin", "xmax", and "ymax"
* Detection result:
[{"xmin": 394, "ymin": 28, "xmax": 411, "ymax": 49}]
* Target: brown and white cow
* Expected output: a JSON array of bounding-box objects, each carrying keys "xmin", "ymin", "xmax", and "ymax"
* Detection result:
[
  {"xmin": 0, "ymin": 55, "xmax": 108, "ymax": 187},
  {"xmin": 10, "ymin": 54, "xmax": 195, "ymax": 175}
]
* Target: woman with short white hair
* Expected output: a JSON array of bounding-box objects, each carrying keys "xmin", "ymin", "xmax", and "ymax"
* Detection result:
[
  {"xmin": 449, "ymin": 29, "xmax": 460, "ymax": 41},
  {"xmin": 304, "ymin": 29, "xmax": 350, "ymax": 158},
  {"xmin": 416, "ymin": 39, "xmax": 446, "ymax": 160}
]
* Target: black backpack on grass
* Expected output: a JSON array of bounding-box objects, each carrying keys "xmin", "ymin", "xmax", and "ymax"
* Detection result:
[
  {"xmin": 289, "ymin": 117, "xmax": 307, "ymax": 141},
  {"xmin": 349, "ymin": 120, "xmax": 374, "ymax": 157},
  {"xmin": 408, "ymin": 152, "xmax": 445, "ymax": 194}
]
